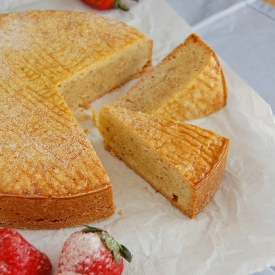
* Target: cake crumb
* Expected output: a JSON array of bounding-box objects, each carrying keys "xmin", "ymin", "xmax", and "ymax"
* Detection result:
[
  {"xmin": 75, "ymin": 108, "xmax": 91, "ymax": 122},
  {"xmin": 118, "ymin": 210, "xmax": 123, "ymax": 216},
  {"xmin": 91, "ymin": 109, "xmax": 99, "ymax": 125},
  {"xmin": 83, "ymin": 103, "xmax": 92, "ymax": 110}
]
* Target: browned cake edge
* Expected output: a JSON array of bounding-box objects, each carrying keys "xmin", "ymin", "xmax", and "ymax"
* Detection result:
[
  {"xmin": 208, "ymin": 37, "xmax": 228, "ymax": 109},
  {"xmin": 151, "ymin": 33, "xmax": 228, "ymax": 120},
  {"xmin": 103, "ymin": 140, "xmax": 229, "ymax": 219},
  {"xmin": 174, "ymin": 33, "xmax": 228, "ymax": 116},
  {"xmin": 0, "ymin": 187, "xmax": 115, "ymax": 229},
  {"xmin": 97, "ymin": 106, "xmax": 230, "ymax": 219},
  {"xmin": 112, "ymin": 33, "xmax": 227, "ymax": 121},
  {"xmin": 184, "ymin": 138, "xmax": 229, "ymax": 218}
]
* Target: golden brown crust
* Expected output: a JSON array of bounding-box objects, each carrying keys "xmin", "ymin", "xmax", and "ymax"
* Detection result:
[
  {"xmin": 0, "ymin": 85, "xmax": 115, "ymax": 229},
  {"xmin": 191, "ymin": 142, "xmax": 229, "ymax": 217},
  {"xmin": 0, "ymin": 10, "xmax": 153, "ymax": 229},
  {"xmin": 97, "ymin": 105, "xmax": 229, "ymax": 218},
  {"xmin": 0, "ymin": 87, "xmax": 109, "ymax": 197},
  {"xmin": 0, "ymin": 188, "xmax": 115, "ymax": 229},
  {"xmin": 0, "ymin": 10, "xmax": 153, "ymax": 111},
  {"xmin": 112, "ymin": 33, "xmax": 227, "ymax": 121}
]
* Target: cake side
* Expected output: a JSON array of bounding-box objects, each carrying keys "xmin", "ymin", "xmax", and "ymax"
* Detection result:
[
  {"xmin": 112, "ymin": 33, "xmax": 227, "ymax": 121},
  {"xmin": 58, "ymin": 38, "xmax": 152, "ymax": 110},
  {"xmin": 97, "ymin": 105, "xmax": 229, "ymax": 218},
  {"xmin": 153, "ymin": 33, "xmax": 227, "ymax": 121},
  {"xmin": 54, "ymin": 10, "xmax": 153, "ymax": 110},
  {"xmin": 0, "ymin": 190, "xmax": 114, "ymax": 230},
  {"xmin": 192, "ymin": 144, "xmax": 229, "ymax": 217}
]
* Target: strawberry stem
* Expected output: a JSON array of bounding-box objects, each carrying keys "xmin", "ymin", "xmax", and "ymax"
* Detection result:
[
  {"xmin": 83, "ymin": 225, "xmax": 102, "ymax": 233},
  {"xmin": 120, "ymin": 244, "xmax": 132, "ymax": 262},
  {"xmin": 83, "ymin": 225, "xmax": 133, "ymax": 263},
  {"xmin": 114, "ymin": 0, "xmax": 129, "ymax": 11}
]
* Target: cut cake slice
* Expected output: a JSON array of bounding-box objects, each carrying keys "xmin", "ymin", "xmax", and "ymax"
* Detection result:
[
  {"xmin": 0, "ymin": 87, "xmax": 115, "ymax": 229},
  {"xmin": 0, "ymin": 10, "xmax": 153, "ymax": 229},
  {"xmin": 97, "ymin": 105, "xmax": 230, "ymax": 218},
  {"xmin": 112, "ymin": 33, "xmax": 227, "ymax": 121}
]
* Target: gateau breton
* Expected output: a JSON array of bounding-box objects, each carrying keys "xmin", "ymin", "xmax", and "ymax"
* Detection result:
[
  {"xmin": 0, "ymin": 10, "xmax": 152, "ymax": 229},
  {"xmin": 112, "ymin": 33, "xmax": 227, "ymax": 121},
  {"xmin": 97, "ymin": 105, "xmax": 230, "ymax": 218}
]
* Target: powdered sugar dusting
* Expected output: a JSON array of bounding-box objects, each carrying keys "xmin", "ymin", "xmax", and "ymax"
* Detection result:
[
  {"xmin": 0, "ymin": 228, "xmax": 52, "ymax": 274},
  {"xmin": 58, "ymin": 231, "xmax": 108, "ymax": 273},
  {"xmin": 0, "ymin": 86, "xmax": 109, "ymax": 196},
  {"xmin": 0, "ymin": 18, "xmax": 31, "ymax": 51},
  {"xmin": 0, "ymin": 10, "xmax": 120, "ymax": 197}
]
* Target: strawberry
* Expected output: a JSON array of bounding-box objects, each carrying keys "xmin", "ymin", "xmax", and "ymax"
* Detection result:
[
  {"xmin": 82, "ymin": 0, "xmax": 138, "ymax": 11},
  {"xmin": 0, "ymin": 227, "xmax": 52, "ymax": 275},
  {"xmin": 57, "ymin": 225, "xmax": 132, "ymax": 275}
]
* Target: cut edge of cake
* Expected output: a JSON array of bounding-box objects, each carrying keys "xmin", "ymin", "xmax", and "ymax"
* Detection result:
[
  {"xmin": 96, "ymin": 105, "xmax": 230, "ymax": 218},
  {"xmin": 111, "ymin": 33, "xmax": 227, "ymax": 122}
]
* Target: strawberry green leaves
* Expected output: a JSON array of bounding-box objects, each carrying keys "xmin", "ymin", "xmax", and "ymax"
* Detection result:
[{"xmin": 83, "ymin": 225, "xmax": 133, "ymax": 263}]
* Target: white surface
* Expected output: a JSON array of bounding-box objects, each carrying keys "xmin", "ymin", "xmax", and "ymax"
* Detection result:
[
  {"xmin": 1, "ymin": 0, "xmax": 275, "ymax": 275},
  {"xmin": 165, "ymin": 3, "xmax": 275, "ymax": 273}
]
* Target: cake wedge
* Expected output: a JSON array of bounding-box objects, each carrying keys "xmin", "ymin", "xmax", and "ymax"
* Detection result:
[
  {"xmin": 97, "ymin": 105, "xmax": 230, "ymax": 218},
  {"xmin": 0, "ymin": 86, "xmax": 115, "ymax": 229},
  {"xmin": 112, "ymin": 33, "xmax": 227, "ymax": 121}
]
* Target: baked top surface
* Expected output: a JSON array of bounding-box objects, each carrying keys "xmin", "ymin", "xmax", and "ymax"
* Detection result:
[
  {"xmin": 100, "ymin": 105, "xmax": 229, "ymax": 186},
  {"xmin": 112, "ymin": 33, "xmax": 227, "ymax": 120},
  {"xmin": 0, "ymin": 10, "xmax": 147, "ymax": 90},
  {"xmin": 0, "ymin": 10, "xmax": 140, "ymax": 197},
  {"xmin": 0, "ymin": 86, "xmax": 111, "ymax": 197}
]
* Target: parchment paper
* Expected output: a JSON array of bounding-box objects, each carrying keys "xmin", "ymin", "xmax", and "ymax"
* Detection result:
[{"xmin": 1, "ymin": 0, "xmax": 275, "ymax": 274}]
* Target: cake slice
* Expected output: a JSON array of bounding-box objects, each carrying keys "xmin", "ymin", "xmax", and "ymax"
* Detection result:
[
  {"xmin": 0, "ymin": 10, "xmax": 153, "ymax": 229},
  {"xmin": 112, "ymin": 33, "xmax": 227, "ymax": 121},
  {"xmin": 0, "ymin": 86, "xmax": 115, "ymax": 229},
  {"xmin": 97, "ymin": 105, "xmax": 229, "ymax": 218},
  {"xmin": 0, "ymin": 10, "xmax": 152, "ymax": 111}
]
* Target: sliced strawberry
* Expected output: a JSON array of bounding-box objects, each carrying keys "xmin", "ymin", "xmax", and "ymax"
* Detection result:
[
  {"xmin": 58, "ymin": 225, "xmax": 132, "ymax": 275},
  {"xmin": 0, "ymin": 228, "xmax": 52, "ymax": 275}
]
